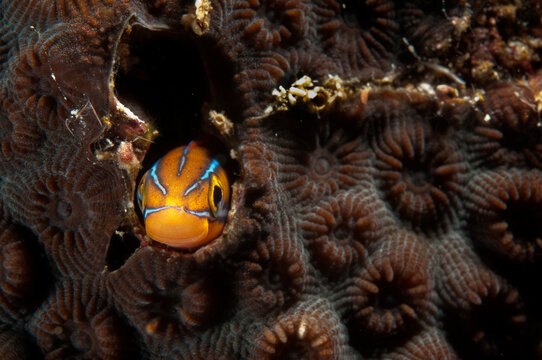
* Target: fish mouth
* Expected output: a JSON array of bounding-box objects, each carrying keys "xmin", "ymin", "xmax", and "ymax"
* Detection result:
[{"xmin": 145, "ymin": 207, "xmax": 210, "ymax": 250}]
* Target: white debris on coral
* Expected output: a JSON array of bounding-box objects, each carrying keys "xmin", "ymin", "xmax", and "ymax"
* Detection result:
[
  {"xmin": 181, "ymin": 0, "xmax": 212, "ymax": 36},
  {"xmin": 270, "ymin": 75, "xmax": 347, "ymax": 113}
]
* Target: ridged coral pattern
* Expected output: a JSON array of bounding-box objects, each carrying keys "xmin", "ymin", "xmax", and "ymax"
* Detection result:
[{"xmin": 0, "ymin": 0, "xmax": 541, "ymax": 359}]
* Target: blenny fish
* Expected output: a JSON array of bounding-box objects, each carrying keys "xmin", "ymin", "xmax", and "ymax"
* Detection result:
[{"xmin": 137, "ymin": 141, "xmax": 230, "ymax": 249}]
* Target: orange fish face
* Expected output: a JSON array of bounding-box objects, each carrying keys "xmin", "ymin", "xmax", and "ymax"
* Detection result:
[{"xmin": 137, "ymin": 141, "xmax": 230, "ymax": 250}]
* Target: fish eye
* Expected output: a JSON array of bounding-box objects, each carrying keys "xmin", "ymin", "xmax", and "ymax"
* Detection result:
[
  {"xmin": 213, "ymin": 185, "xmax": 222, "ymax": 208},
  {"xmin": 209, "ymin": 174, "xmax": 224, "ymax": 217}
]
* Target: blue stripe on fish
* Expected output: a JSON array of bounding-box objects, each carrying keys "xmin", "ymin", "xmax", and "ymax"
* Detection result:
[{"xmin": 150, "ymin": 163, "xmax": 167, "ymax": 195}]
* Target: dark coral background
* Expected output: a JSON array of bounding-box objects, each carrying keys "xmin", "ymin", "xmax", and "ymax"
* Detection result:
[{"xmin": 1, "ymin": 0, "xmax": 542, "ymax": 359}]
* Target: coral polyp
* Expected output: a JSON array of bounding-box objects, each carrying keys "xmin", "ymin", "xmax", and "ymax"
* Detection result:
[{"xmin": 0, "ymin": 0, "xmax": 541, "ymax": 358}]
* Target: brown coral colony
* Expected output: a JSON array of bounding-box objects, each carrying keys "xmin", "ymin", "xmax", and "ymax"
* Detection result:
[{"xmin": 0, "ymin": 0, "xmax": 542, "ymax": 359}]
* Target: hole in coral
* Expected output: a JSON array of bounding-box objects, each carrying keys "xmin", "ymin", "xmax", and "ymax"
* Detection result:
[
  {"xmin": 333, "ymin": 223, "xmax": 351, "ymax": 241},
  {"xmin": 340, "ymin": 0, "xmax": 374, "ymax": 29},
  {"xmin": 263, "ymin": 266, "xmax": 283, "ymax": 289},
  {"xmin": 401, "ymin": 157, "xmax": 432, "ymax": 190},
  {"xmin": 70, "ymin": 328, "xmax": 93, "ymax": 353},
  {"xmin": 504, "ymin": 201, "xmax": 542, "ymax": 245},
  {"xmin": 346, "ymin": 316, "xmax": 415, "ymax": 358},
  {"xmin": 444, "ymin": 294, "xmax": 529, "ymax": 360},
  {"xmin": 376, "ymin": 283, "xmax": 401, "ymax": 309},
  {"xmin": 244, "ymin": 187, "xmax": 267, "ymax": 209},
  {"xmin": 313, "ymin": 155, "xmax": 332, "ymax": 175},
  {"xmin": 106, "ymin": 227, "xmax": 140, "ymax": 271},
  {"xmin": 268, "ymin": 271, "xmax": 281, "ymax": 285},
  {"xmin": 113, "ymin": 25, "xmax": 207, "ymax": 169},
  {"xmin": 56, "ymin": 199, "xmax": 72, "ymax": 219},
  {"xmin": 152, "ymin": 291, "xmax": 181, "ymax": 318},
  {"xmin": 112, "ymin": 24, "xmax": 238, "ymax": 251},
  {"xmin": 499, "ymin": 126, "xmax": 540, "ymax": 156},
  {"xmin": 275, "ymin": 340, "xmax": 312, "ymax": 360}
]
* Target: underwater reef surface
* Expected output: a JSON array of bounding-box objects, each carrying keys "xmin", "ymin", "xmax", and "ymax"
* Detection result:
[{"xmin": 1, "ymin": 0, "xmax": 542, "ymax": 359}]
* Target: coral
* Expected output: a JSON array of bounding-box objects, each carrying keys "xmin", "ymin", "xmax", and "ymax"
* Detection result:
[
  {"xmin": 1, "ymin": 0, "xmax": 128, "ymax": 30},
  {"xmin": 2, "ymin": 146, "xmax": 124, "ymax": 274},
  {"xmin": 268, "ymin": 120, "xmax": 373, "ymax": 203},
  {"xmin": 398, "ymin": 0, "xmax": 461, "ymax": 59},
  {"xmin": 300, "ymin": 189, "xmax": 392, "ymax": 275},
  {"xmin": 434, "ymin": 233, "xmax": 502, "ymax": 310},
  {"xmin": 235, "ymin": 236, "xmax": 308, "ymax": 313},
  {"xmin": 459, "ymin": 0, "xmax": 542, "ymax": 81},
  {"xmin": 381, "ymin": 328, "xmax": 458, "ymax": 360},
  {"xmin": 348, "ymin": 231, "xmax": 437, "ymax": 337},
  {"xmin": 1, "ymin": 0, "xmax": 542, "ymax": 358},
  {"xmin": 109, "ymin": 247, "xmax": 221, "ymax": 347},
  {"xmin": 466, "ymin": 168, "xmax": 542, "ymax": 263},
  {"xmin": 0, "ymin": 326, "xmax": 38, "ymax": 360},
  {"xmin": 0, "ymin": 221, "xmax": 41, "ymax": 322},
  {"xmin": 232, "ymin": 205, "xmax": 312, "ymax": 314},
  {"xmin": 468, "ymin": 82, "xmax": 542, "ymax": 169},
  {"xmin": 8, "ymin": 31, "xmax": 72, "ymax": 133},
  {"xmin": 150, "ymin": 323, "xmax": 244, "ymax": 360},
  {"xmin": 233, "ymin": 48, "xmax": 340, "ymax": 116},
  {"xmin": 230, "ymin": 0, "xmax": 310, "ymax": 50},
  {"xmin": 0, "ymin": 88, "xmax": 44, "ymax": 159},
  {"xmin": 444, "ymin": 279, "xmax": 528, "ymax": 359},
  {"xmin": 368, "ymin": 92, "xmax": 467, "ymax": 230},
  {"xmin": 314, "ymin": 0, "xmax": 399, "ymax": 73},
  {"xmin": 244, "ymin": 297, "xmax": 356, "ymax": 359},
  {"xmin": 27, "ymin": 276, "xmax": 130, "ymax": 360}
]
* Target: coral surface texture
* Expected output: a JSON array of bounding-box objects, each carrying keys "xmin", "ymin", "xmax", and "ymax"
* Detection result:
[{"xmin": 1, "ymin": 0, "xmax": 542, "ymax": 359}]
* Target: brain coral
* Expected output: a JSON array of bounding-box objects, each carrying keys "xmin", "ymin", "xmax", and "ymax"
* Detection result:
[{"xmin": 0, "ymin": 0, "xmax": 542, "ymax": 359}]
